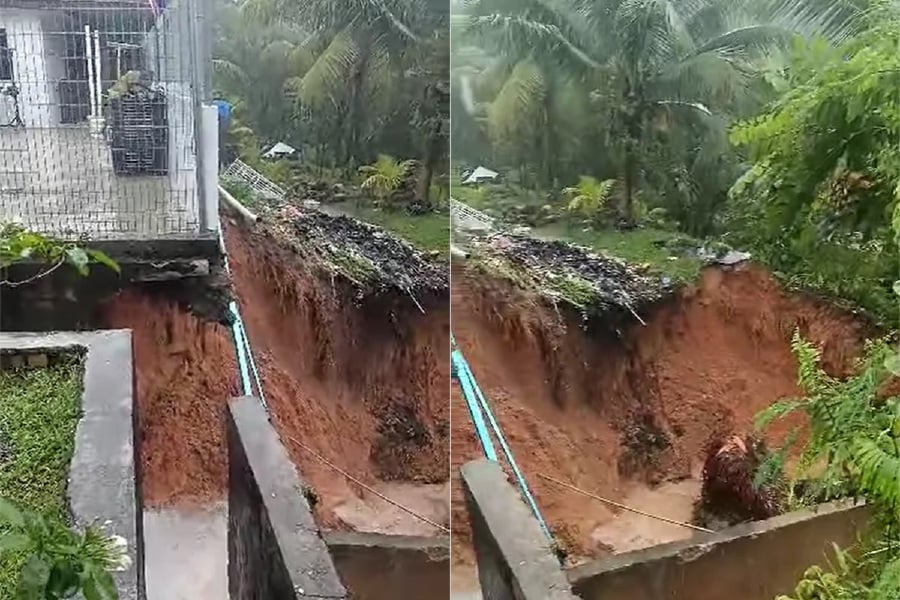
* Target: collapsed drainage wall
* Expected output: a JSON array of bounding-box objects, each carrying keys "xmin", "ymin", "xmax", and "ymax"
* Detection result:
[
  {"xmin": 227, "ymin": 394, "xmax": 450, "ymax": 600},
  {"xmin": 567, "ymin": 501, "xmax": 872, "ymax": 600},
  {"xmin": 451, "ymin": 259, "xmax": 872, "ymax": 565},
  {"xmin": 0, "ymin": 332, "xmax": 143, "ymax": 599}
]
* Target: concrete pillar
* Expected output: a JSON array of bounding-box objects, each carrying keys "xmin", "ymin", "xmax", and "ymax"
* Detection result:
[
  {"xmin": 200, "ymin": 103, "xmax": 219, "ymax": 232},
  {"xmin": 460, "ymin": 459, "xmax": 577, "ymax": 600}
]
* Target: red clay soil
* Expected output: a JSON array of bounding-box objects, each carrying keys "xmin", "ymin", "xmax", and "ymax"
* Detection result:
[
  {"xmin": 450, "ymin": 260, "xmax": 872, "ymax": 567},
  {"xmin": 223, "ymin": 219, "xmax": 450, "ymax": 528},
  {"xmin": 102, "ymin": 218, "xmax": 450, "ymax": 531},
  {"xmin": 104, "ymin": 291, "xmax": 239, "ymax": 507}
]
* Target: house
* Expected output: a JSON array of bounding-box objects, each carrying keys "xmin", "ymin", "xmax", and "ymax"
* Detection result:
[
  {"xmin": 0, "ymin": 0, "xmax": 219, "ymax": 244},
  {"xmin": 0, "ymin": 0, "xmax": 227, "ymax": 331}
]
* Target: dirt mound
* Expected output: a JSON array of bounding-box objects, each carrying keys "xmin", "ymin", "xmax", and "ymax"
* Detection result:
[
  {"xmin": 103, "ymin": 213, "xmax": 450, "ymax": 536},
  {"xmin": 263, "ymin": 203, "xmax": 446, "ymax": 294},
  {"xmin": 450, "ymin": 260, "xmax": 872, "ymax": 566}
]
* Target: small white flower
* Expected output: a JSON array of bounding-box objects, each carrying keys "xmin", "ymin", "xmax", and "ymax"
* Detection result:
[{"xmin": 108, "ymin": 535, "xmax": 132, "ymax": 572}]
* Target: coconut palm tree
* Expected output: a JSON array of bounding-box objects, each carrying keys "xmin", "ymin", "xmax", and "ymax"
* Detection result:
[
  {"xmin": 241, "ymin": 0, "xmax": 444, "ymax": 175},
  {"xmin": 463, "ymin": 0, "xmax": 856, "ymax": 223}
]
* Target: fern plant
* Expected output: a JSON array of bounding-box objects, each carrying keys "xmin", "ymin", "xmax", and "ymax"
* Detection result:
[
  {"xmin": 756, "ymin": 333, "xmax": 900, "ymax": 511},
  {"xmin": 563, "ymin": 176, "xmax": 617, "ymax": 225}
]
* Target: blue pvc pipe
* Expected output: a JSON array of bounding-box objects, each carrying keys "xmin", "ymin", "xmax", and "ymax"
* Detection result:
[
  {"xmin": 459, "ymin": 356, "xmax": 552, "ymax": 540},
  {"xmin": 452, "ymin": 350, "xmax": 498, "ymax": 462},
  {"xmin": 221, "ymin": 222, "xmax": 262, "ymax": 405},
  {"xmin": 229, "ymin": 301, "xmax": 253, "ymax": 396}
]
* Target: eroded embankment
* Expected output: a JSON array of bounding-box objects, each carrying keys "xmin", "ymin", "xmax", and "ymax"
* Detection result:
[
  {"xmin": 103, "ymin": 210, "xmax": 450, "ymax": 537},
  {"xmin": 451, "ymin": 258, "xmax": 872, "ymax": 568}
]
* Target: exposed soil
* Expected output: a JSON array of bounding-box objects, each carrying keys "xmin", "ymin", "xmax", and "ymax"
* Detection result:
[
  {"xmin": 103, "ymin": 210, "xmax": 450, "ymax": 536},
  {"xmin": 450, "ymin": 259, "xmax": 873, "ymax": 568},
  {"xmin": 104, "ymin": 292, "xmax": 239, "ymax": 506}
]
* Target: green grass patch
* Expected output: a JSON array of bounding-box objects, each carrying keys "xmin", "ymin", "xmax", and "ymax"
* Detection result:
[
  {"xmin": 534, "ymin": 223, "xmax": 704, "ymax": 284},
  {"xmin": 352, "ymin": 207, "xmax": 449, "ymax": 255},
  {"xmin": 0, "ymin": 358, "xmax": 84, "ymax": 596}
]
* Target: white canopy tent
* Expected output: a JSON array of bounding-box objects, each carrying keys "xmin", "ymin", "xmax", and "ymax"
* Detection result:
[
  {"xmin": 463, "ymin": 166, "xmax": 498, "ymax": 184},
  {"xmin": 262, "ymin": 142, "xmax": 297, "ymax": 159}
]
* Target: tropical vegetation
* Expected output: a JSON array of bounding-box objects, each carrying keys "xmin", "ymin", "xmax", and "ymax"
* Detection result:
[
  {"xmin": 448, "ymin": 0, "xmax": 900, "ymax": 308},
  {"xmin": 211, "ymin": 0, "xmax": 450, "ymax": 213}
]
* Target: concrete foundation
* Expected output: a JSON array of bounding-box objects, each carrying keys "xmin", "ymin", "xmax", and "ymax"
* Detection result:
[
  {"xmin": 458, "ymin": 456, "xmax": 873, "ymax": 600},
  {"xmin": 227, "ymin": 396, "xmax": 347, "ymax": 599}
]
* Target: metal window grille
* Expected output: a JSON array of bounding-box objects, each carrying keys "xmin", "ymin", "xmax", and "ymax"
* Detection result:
[{"xmin": 0, "ymin": 0, "xmax": 211, "ymax": 241}]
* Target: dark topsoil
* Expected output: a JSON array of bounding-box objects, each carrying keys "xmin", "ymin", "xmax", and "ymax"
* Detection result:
[
  {"xmin": 259, "ymin": 203, "xmax": 448, "ymax": 297},
  {"xmin": 473, "ymin": 233, "xmax": 675, "ymax": 329}
]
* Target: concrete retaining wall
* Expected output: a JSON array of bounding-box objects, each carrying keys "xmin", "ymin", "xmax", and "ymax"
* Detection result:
[
  {"xmin": 0, "ymin": 331, "xmax": 143, "ymax": 599},
  {"xmin": 460, "ymin": 459, "xmax": 577, "ymax": 599},
  {"xmin": 568, "ymin": 501, "xmax": 872, "ymax": 600},
  {"xmin": 227, "ymin": 396, "xmax": 347, "ymax": 599},
  {"xmin": 325, "ymin": 532, "xmax": 450, "ymax": 600},
  {"xmin": 227, "ymin": 396, "xmax": 453, "ymax": 599}
]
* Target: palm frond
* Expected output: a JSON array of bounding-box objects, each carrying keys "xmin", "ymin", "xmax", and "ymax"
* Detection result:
[
  {"xmin": 295, "ymin": 28, "xmax": 360, "ymax": 108},
  {"xmin": 488, "ymin": 60, "xmax": 547, "ymax": 141},
  {"xmin": 467, "ymin": 14, "xmax": 599, "ymax": 69}
]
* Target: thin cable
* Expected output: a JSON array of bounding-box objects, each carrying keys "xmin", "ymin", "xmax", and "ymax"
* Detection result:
[
  {"xmin": 537, "ymin": 473, "xmax": 714, "ymax": 534},
  {"xmin": 282, "ymin": 433, "xmax": 450, "ymax": 534}
]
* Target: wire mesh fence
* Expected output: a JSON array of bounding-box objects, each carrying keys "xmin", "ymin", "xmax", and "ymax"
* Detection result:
[
  {"xmin": 0, "ymin": 0, "xmax": 210, "ymax": 240},
  {"xmin": 221, "ymin": 159, "xmax": 285, "ymax": 202}
]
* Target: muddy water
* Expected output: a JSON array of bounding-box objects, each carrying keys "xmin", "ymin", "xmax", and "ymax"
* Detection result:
[
  {"xmin": 589, "ymin": 478, "xmax": 702, "ymax": 553},
  {"xmin": 332, "ymin": 482, "xmax": 450, "ymax": 536}
]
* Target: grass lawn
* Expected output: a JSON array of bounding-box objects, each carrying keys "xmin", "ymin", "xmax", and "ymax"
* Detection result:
[
  {"xmin": 352, "ymin": 207, "xmax": 450, "ymax": 256},
  {"xmin": 534, "ymin": 223, "xmax": 704, "ymax": 284},
  {"xmin": 0, "ymin": 358, "xmax": 83, "ymax": 595}
]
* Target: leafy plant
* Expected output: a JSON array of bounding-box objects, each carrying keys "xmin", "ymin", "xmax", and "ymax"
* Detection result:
[
  {"xmin": 729, "ymin": 8, "xmax": 900, "ymax": 323},
  {"xmin": 0, "ymin": 499, "xmax": 127, "ymax": 600},
  {"xmin": 0, "ymin": 223, "xmax": 119, "ymax": 287},
  {"xmin": 564, "ymin": 176, "xmax": 617, "ymax": 225},
  {"xmin": 358, "ymin": 154, "xmax": 418, "ymax": 207}
]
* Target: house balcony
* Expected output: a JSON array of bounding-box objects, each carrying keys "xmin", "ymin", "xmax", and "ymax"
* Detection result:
[{"xmin": 0, "ymin": 0, "xmax": 217, "ymax": 242}]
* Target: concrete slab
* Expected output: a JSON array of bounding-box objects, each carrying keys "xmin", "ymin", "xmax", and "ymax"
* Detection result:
[{"xmin": 143, "ymin": 503, "xmax": 228, "ymax": 600}]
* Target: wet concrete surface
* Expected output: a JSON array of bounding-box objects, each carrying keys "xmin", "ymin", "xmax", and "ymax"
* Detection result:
[{"xmin": 144, "ymin": 503, "xmax": 228, "ymax": 600}]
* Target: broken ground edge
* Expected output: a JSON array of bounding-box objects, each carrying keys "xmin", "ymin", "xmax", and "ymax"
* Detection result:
[
  {"xmin": 250, "ymin": 207, "xmax": 448, "ymax": 298},
  {"xmin": 1, "ymin": 233, "xmax": 234, "ymax": 329},
  {"xmin": 0, "ymin": 331, "xmax": 143, "ymax": 600},
  {"xmin": 462, "ymin": 235, "xmax": 674, "ymax": 334}
]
